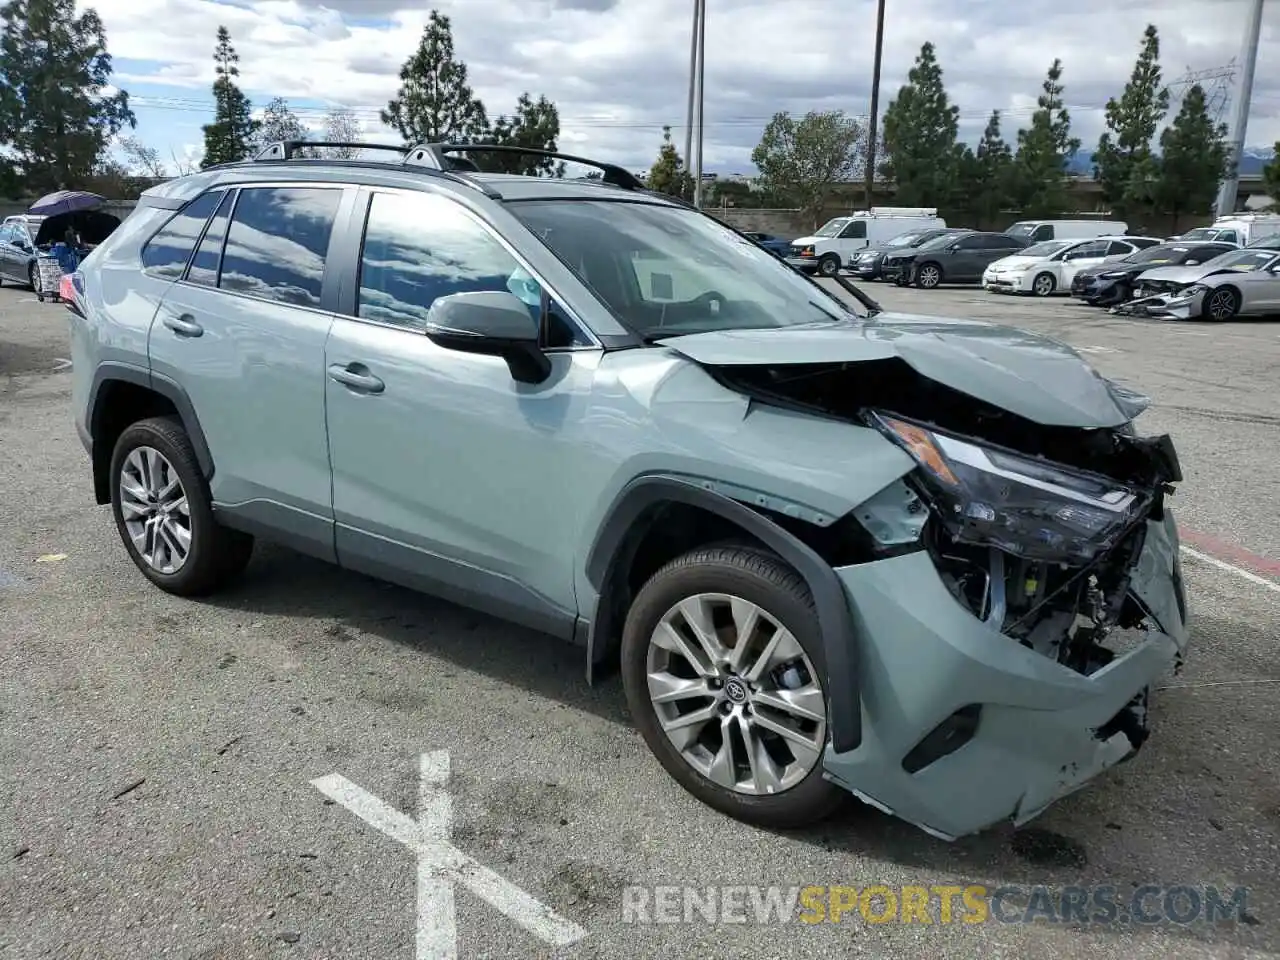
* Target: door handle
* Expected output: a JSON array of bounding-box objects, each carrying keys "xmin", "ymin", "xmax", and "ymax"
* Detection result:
[
  {"xmin": 328, "ymin": 363, "xmax": 385, "ymax": 394},
  {"xmin": 162, "ymin": 313, "xmax": 203, "ymax": 338}
]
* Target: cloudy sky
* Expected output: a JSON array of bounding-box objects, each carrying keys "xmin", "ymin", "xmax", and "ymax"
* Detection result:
[{"xmin": 91, "ymin": 0, "xmax": 1280, "ymax": 174}]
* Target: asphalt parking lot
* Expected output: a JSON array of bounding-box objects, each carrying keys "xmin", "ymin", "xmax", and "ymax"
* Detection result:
[{"xmin": 2, "ymin": 278, "xmax": 1279, "ymax": 960}]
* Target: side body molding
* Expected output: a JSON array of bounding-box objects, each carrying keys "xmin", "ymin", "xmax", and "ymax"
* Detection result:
[{"xmin": 583, "ymin": 474, "xmax": 863, "ymax": 753}]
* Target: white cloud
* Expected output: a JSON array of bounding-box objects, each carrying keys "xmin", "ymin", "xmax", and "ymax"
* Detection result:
[{"xmin": 92, "ymin": 0, "xmax": 1280, "ymax": 171}]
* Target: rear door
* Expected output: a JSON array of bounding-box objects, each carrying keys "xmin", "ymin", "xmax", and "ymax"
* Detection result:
[
  {"xmin": 0, "ymin": 224, "xmax": 17, "ymax": 281},
  {"xmin": 147, "ymin": 183, "xmax": 352, "ymax": 558}
]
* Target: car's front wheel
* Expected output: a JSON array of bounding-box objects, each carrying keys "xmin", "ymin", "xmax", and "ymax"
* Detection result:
[
  {"xmin": 1031, "ymin": 272, "xmax": 1056, "ymax": 297},
  {"xmin": 1203, "ymin": 286, "xmax": 1241, "ymax": 321},
  {"xmin": 621, "ymin": 545, "xmax": 844, "ymax": 829},
  {"xmin": 110, "ymin": 416, "xmax": 254, "ymax": 596},
  {"xmin": 817, "ymin": 254, "xmax": 841, "ymax": 277},
  {"xmin": 915, "ymin": 262, "xmax": 942, "ymax": 288}
]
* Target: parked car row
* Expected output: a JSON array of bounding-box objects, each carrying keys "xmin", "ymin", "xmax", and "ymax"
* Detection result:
[{"xmin": 1092, "ymin": 235, "xmax": 1280, "ymax": 321}]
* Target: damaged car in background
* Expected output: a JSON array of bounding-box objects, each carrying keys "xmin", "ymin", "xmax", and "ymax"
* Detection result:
[
  {"xmin": 71, "ymin": 145, "xmax": 1190, "ymax": 844},
  {"xmin": 1112, "ymin": 244, "xmax": 1280, "ymax": 321}
]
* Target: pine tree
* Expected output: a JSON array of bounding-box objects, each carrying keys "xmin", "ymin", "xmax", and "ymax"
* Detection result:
[
  {"xmin": 646, "ymin": 125, "xmax": 692, "ymax": 198},
  {"xmin": 1154, "ymin": 85, "xmax": 1231, "ymax": 230},
  {"xmin": 1011, "ymin": 59, "xmax": 1081, "ymax": 218},
  {"xmin": 1092, "ymin": 25, "xmax": 1169, "ymax": 218},
  {"xmin": 200, "ymin": 27, "xmax": 258, "ymax": 168},
  {"xmin": 0, "ymin": 0, "xmax": 135, "ymax": 192},
  {"xmin": 381, "ymin": 10, "xmax": 488, "ymax": 144},
  {"xmin": 880, "ymin": 42, "xmax": 963, "ymax": 208},
  {"xmin": 965, "ymin": 110, "xmax": 1014, "ymax": 225},
  {"xmin": 482, "ymin": 93, "xmax": 562, "ymax": 176}
]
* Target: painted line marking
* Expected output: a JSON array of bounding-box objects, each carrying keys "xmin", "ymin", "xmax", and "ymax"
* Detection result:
[
  {"xmin": 312, "ymin": 751, "xmax": 587, "ymax": 959},
  {"xmin": 1180, "ymin": 545, "xmax": 1280, "ymax": 596},
  {"xmin": 51, "ymin": 358, "xmax": 71, "ymax": 372},
  {"xmin": 1181, "ymin": 528, "xmax": 1280, "ymax": 579}
]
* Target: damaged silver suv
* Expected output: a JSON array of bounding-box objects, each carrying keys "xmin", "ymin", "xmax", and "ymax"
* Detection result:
[{"xmin": 68, "ymin": 141, "xmax": 1189, "ymax": 840}]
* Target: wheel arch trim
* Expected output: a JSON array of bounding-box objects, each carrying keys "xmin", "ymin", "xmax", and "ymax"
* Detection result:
[
  {"xmin": 88, "ymin": 362, "xmax": 215, "ymax": 492},
  {"xmin": 584, "ymin": 474, "xmax": 862, "ymax": 752}
]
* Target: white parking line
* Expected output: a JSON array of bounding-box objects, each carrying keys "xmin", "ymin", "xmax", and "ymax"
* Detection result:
[
  {"xmin": 1180, "ymin": 546, "xmax": 1280, "ymax": 596},
  {"xmin": 312, "ymin": 751, "xmax": 588, "ymax": 959}
]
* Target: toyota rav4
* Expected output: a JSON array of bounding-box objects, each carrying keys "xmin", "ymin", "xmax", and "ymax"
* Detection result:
[{"xmin": 66, "ymin": 141, "xmax": 1189, "ymax": 839}]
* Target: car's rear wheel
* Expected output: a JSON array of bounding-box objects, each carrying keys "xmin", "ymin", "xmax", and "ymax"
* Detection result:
[
  {"xmin": 915, "ymin": 263, "xmax": 942, "ymax": 288},
  {"xmin": 817, "ymin": 254, "xmax": 841, "ymax": 277},
  {"xmin": 1031, "ymin": 272, "xmax": 1056, "ymax": 297},
  {"xmin": 110, "ymin": 416, "xmax": 254, "ymax": 596},
  {"xmin": 1203, "ymin": 287, "xmax": 1240, "ymax": 321},
  {"xmin": 621, "ymin": 545, "xmax": 844, "ymax": 829}
]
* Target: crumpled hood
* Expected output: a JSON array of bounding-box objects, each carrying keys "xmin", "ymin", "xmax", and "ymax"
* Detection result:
[
  {"xmin": 656, "ymin": 314, "xmax": 1150, "ymax": 428},
  {"xmin": 1136, "ymin": 263, "xmax": 1211, "ymax": 285}
]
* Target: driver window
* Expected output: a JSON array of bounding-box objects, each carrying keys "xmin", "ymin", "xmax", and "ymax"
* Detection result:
[
  {"xmin": 0, "ymin": 225, "xmax": 12, "ymax": 245},
  {"xmin": 838, "ymin": 221, "xmax": 867, "ymax": 240},
  {"xmin": 357, "ymin": 191, "xmax": 590, "ymax": 348},
  {"xmin": 1032, "ymin": 225, "xmax": 1054, "ymax": 241}
]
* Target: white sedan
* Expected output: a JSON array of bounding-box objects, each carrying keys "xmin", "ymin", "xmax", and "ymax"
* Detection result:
[{"xmin": 982, "ymin": 236, "xmax": 1162, "ymax": 297}]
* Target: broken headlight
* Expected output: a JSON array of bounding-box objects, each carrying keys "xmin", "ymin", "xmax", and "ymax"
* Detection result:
[{"xmin": 868, "ymin": 412, "xmax": 1147, "ymax": 564}]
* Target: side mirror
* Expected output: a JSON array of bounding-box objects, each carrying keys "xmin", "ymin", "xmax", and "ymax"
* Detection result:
[
  {"xmin": 1185, "ymin": 260, "xmax": 1200, "ymax": 266},
  {"xmin": 14, "ymin": 238, "xmax": 30, "ymax": 251},
  {"xmin": 423, "ymin": 290, "xmax": 550, "ymax": 384}
]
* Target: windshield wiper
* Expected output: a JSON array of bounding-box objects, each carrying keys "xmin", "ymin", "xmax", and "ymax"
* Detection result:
[{"xmin": 830, "ymin": 272, "xmax": 883, "ymax": 317}]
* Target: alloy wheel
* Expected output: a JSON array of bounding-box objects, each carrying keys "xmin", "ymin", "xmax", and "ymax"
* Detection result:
[
  {"xmin": 1033, "ymin": 274, "xmax": 1054, "ymax": 296},
  {"xmin": 1206, "ymin": 289, "xmax": 1237, "ymax": 321},
  {"xmin": 918, "ymin": 265, "xmax": 940, "ymax": 288},
  {"xmin": 118, "ymin": 445, "xmax": 192, "ymax": 574},
  {"xmin": 645, "ymin": 593, "xmax": 826, "ymax": 796}
]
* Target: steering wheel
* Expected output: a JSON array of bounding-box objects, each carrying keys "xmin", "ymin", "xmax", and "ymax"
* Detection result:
[{"xmin": 693, "ymin": 290, "xmax": 727, "ymax": 306}]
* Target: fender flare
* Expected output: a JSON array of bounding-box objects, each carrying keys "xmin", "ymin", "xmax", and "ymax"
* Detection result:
[
  {"xmin": 584, "ymin": 475, "xmax": 862, "ymax": 753},
  {"xmin": 88, "ymin": 361, "xmax": 215, "ymax": 486}
]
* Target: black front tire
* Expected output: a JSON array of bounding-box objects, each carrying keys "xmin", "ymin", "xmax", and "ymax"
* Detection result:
[
  {"xmin": 109, "ymin": 416, "xmax": 254, "ymax": 596},
  {"xmin": 817, "ymin": 254, "xmax": 841, "ymax": 277},
  {"xmin": 621, "ymin": 545, "xmax": 845, "ymax": 830}
]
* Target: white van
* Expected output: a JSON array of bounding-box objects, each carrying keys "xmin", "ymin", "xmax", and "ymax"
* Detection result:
[
  {"xmin": 1004, "ymin": 219, "xmax": 1129, "ymax": 244},
  {"xmin": 787, "ymin": 207, "xmax": 946, "ymax": 276},
  {"xmin": 1172, "ymin": 212, "xmax": 1280, "ymax": 247}
]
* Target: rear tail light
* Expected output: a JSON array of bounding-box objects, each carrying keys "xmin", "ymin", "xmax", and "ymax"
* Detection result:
[{"xmin": 59, "ymin": 271, "xmax": 85, "ymax": 315}]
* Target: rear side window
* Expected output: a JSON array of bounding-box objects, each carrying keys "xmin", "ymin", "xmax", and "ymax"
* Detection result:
[
  {"xmin": 141, "ymin": 190, "xmax": 224, "ymax": 279},
  {"xmin": 186, "ymin": 191, "xmax": 235, "ymax": 287},
  {"xmin": 218, "ymin": 187, "xmax": 342, "ymax": 308}
]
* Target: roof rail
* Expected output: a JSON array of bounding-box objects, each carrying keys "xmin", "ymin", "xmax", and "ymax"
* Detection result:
[
  {"xmin": 247, "ymin": 139, "xmax": 501, "ymax": 198},
  {"xmin": 252, "ymin": 140, "xmax": 410, "ymax": 161},
  {"xmin": 406, "ymin": 142, "xmax": 646, "ymax": 190}
]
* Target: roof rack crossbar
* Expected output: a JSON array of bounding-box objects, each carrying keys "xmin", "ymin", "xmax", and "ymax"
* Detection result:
[
  {"xmin": 247, "ymin": 140, "xmax": 502, "ymax": 198},
  {"xmin": 252, "ymin": 141, "xmax": 410, "ymax": 161},
  {"xmin": 406, "ymin": 142, "xmax": 645, "ymax": 190}
]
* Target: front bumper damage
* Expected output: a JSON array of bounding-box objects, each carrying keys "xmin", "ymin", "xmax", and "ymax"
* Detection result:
[
  {"xmin": 1110, "ymin": 288, "xmax": 1204, "ymax": 320},
  {"xmin": 821, "ymin": 511, "xmax": 1189, "ymax": 841}
]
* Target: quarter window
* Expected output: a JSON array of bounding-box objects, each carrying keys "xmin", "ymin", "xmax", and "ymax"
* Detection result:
[
  {"xmin": 356, "ymin": 191, "xmax": 589, "ymax": 347},
  {"xmin": 186, "ymin": 191, "xmax": 235, "ymax": 287},
  {"xmin": 218, "ymin": 187, "xmax": 341, "ymax": 308},
  {"xmin": 141, "ymin": 190, "xmax": 224, "ymax": 279}
]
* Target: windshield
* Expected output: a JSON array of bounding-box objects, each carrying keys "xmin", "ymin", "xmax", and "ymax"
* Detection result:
[
  {"xmin": 885, "ymin": 232, "xmax": 921, "ymax": 247},
  {"xmin": 813, "ymin": 218, "xmax": 850, "ymax": 238},
  {"xmin": 1177, "ymin": 227, "xmax": 1220, "ymax": 241},
  {"xmin": 1020, "ymin": 240, "xmax": 1072, "ymax": 258},
  {"xmin": 1128, "ymin": 244, "xmax": 1194, "ymax": 264},
  {"xmin": 1202, "ymin": 249, "xmax": 1280, "ymax": 272},
  {"xmin": 916, "ymin": 233, "xmax": 963, "ymax": 251},
  {"xmin": 509, "ymin": 200, "xmax": 858, "ymax": 339},
  {"xmin": 1005, "ymin": 223, "xmax": 1036, "ymax": 239}
]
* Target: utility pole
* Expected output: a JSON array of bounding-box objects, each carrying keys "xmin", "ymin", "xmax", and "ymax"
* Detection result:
[
  {"xmin": 683, "ymin": 0, "xmax": 700, "ymax": 188},
  {"xmin": 1215, "ymin": 0, "xmax": 1265, "ymax": 217},
  {"xmin": 863, "ymin": 0, "xmax": 887, "ymax": 210},
  {"xmin": 692, "ymin": 0, "xmax": 707, "ymax": 208}
]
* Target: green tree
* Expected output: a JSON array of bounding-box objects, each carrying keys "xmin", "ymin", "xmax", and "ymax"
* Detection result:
[
  {"xmin": 646, "ymin": 125, "xmax": 693, "ymax": 198},
  {"xmin": 1154, "ymin": 84, "xmax": 1231, "ymax": 230},
  {"xmin": 962, "ymin": 110, "xmax": 1014, "ymax": 225},
  {"xmin": 1092, "ymin": 25, "xmax": 1169, "ymax": 218},
  {"xmin": 381, "ymin": 10, "xmax": 488, "ymax": 144},
  {"xmin": 1262, "ymin": 143, "xmax": 1280, "ymax": 206},
  {"xmin": 119, "ymin": 135, "xmax": 166, "ymax": 177},
  {"xmin": 481, "ymin": 93, "xmax": 562, "ymax": 176},
  {"xmin": 751, "ymin": 109, "xmax": 863, "ymax": 226},
  {"xmin": 880, "ymin": 41, "xmax": 963, "ymax": 208},
  {"xmin": 1011, "ymin": 59, "xmax": 1081, "ymax": 217},
  {"xmin": 0, "ymin": 0, "xmax": 135, "ymax": 192},
  {"xmin": 200, "ymin": 26, "xmax": 258, "ymax": 167}
]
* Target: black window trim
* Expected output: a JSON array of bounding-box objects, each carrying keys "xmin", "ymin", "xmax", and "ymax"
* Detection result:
[
  {"xmin": 337, "ymin": 185, "xmax": 602, "ymax": 353},
  {"xmin": 181, "ymin": 187, "xmax": 238, "ymax": 288},
  {"xmin": 170, "ymin": 180, "xmax": 353, "ymax": 317},
  {"xmin": 140, "ymin": 188, "xmax": 227, "ymax": 280}
]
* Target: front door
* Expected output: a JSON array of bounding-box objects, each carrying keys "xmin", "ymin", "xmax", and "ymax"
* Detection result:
[
  {"xmin": 323, "ymin": 188, "xmax": 600, "ymax": 637},
  {"xmin": 835, "ymin": 219, "xmax": 868, "ymax": 264},
  {"xmin": 146, "ymin": 184, "xmax": 348, "ymax": 555},
  {"xmin": 1057, "ymin": 239, "xmax": 1114, "ymax": 286}
]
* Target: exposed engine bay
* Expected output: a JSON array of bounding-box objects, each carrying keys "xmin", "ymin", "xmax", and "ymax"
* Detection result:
[{"xmin": 714, "ymin": 357, "xmax": 1184, "ymax": 700}]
